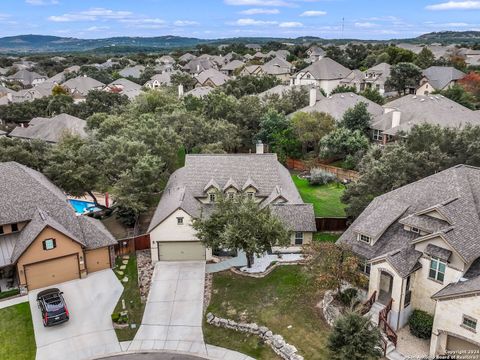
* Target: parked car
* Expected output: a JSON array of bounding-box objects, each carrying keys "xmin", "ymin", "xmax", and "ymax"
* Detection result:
[{"xmin": 37, "ymin": 288, "xmax": 69, "ymax": 327}]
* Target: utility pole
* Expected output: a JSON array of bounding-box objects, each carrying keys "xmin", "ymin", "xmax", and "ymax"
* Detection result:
[{"xmin": 341, "ymin": 17, "xmax": 345, "ymax": 39}]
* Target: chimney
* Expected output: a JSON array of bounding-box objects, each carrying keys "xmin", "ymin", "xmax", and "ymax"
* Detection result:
[
  {"xmin": 309, "ymin": 88, "xmax": 317, "ymax": 107},
  {"xmin": 178, "ymin": 84, "xmax": 184, "ymax": 98},
  {"xmin": 256, "ymin": 141, "xmax": 264, "ymax": 154},
  {"xmin": 289, "ymin": 78, "xmax": 293, "ymax": 86},
  {"xmin": 391, "ymin": 111, "xmax": 401, "ymax": 128},
  {"xmin": 196, "ymin": 64, "xmax": 200, "ymax": 73}
]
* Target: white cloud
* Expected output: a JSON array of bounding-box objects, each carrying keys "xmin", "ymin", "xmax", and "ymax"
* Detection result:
[
  {"xmin": 26, "ymin": 0, "xmax": 58, "ymax": 5},
  {"xmin": 279, "ymin": 21, "xmax": 303, "ymax": 27},
  {"xmin": 300, "ymin": 10, "xmax": 327, "ymax": 16},
  {"xmin": 229, "ymin": 18, "xmax": 278, "ymax": 26},
  {"xmin": 86, "ymin": 26, "xmax": 110, "ymax": 31},
  {"xmin": 239, "ymin": 8, "xmax": 280, "ymax": 14},
  {"xmin": 48, "ymin": 8, "xmax": 133, "ymax": 22},
  {"xmin": 225, "ymin": 0, "xmax": 293, "ymax": 7},
  {"xmin": 174, "ymin": 20, "xmax": 200, "ymax": 26},
  {"xmin": 426, "ymin": 1, "xmax": 480, "ymax": 10},
  {"xmin": 354, "ymin": 22, "xmax": 378, "ymax": 28}
]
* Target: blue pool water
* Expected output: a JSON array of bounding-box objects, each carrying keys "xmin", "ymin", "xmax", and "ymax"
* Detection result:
[{"xmin": 68, "ymin": 199, "xmax": 100, "ymax": 215}]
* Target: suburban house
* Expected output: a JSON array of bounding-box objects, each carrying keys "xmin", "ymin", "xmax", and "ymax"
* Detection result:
[
  {"xmin": 416, "ymin": 66, "xmax": 466, "ymax": 96},
  {"xmin": 371, "ymin": 95, "xmax": 480, "ymax": 144},
  {"xmin": 156, "ymin": 55, "xmax": 176, "ymax": 65},
  {"xmin": 292, "ymin": 91, "xmax": 384, "ymax": 121},
  {"xmin": 245, "ymin": 44, "xmax": 262, "ymax": 52},
  {"xmin": 144, "ymin": 71, "xmax": 179, "ymax": 88},
  {"xmin": 7, "ymin": 69, "xmax": 47, "ymax": 87},
  {"xmin": 194, "ymin": 68, "xmax": 230, "ymax": 88},
  {"xmin": 293, "ymin": 57, "xmax": 351, "ymax": 94},
  {"xmin": 261, "ymin": 57, "xmax": 294, "ymax": 82},
  {"xmin": 184, "ymin": 86, "xmax": 214, "ymax": 98},
  {"xmin": 240, "ymin": 65, "xmax": 263, "ymax": 77},
  {"xmin": 104, "ymin": 78, "xmax": 142, "ymax": 99},
  {"xmin": 118, "ymin": 65, "xmax": 146, "ymax": 79},
  {"xmin": 62, "ymin": 76, "xmax": 105, "ymax": 101},
  {"xmin": 8, "ymin": 113, "xmax": 87, "ymax": 143},
  {"xmin": 338, "ymin": 165, "xmax": 480, "ymax": 357},
  {"xmin": 306, "ymin": 46, "xmax": 325, "ymax": 63},
  {"xmin": 183, "ymin": 58, "xmax": 217, "ymax": 74},
  {"xmin": 179, "ymin": 53, "xmax": 197, "ymax": 63},
  {"xmin": 220, "ymin": 60, "xmax": 245, "ymax": 76},
  {"xmin": 148, "ymin": 153, "xmax": 316, "ymax": 262},
  {"xmin": 362, "ymin": 63, "xmax": 393, "ymax": 96},
  {"xmin": 0, "ymin": 162, "xmax": 117, "ymax": 292}
]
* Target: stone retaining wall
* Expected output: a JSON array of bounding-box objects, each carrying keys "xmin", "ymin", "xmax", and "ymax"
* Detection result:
[
  {"xmin": 321, "ymin": 289, "xmax": 341, "ymax": 327},
  {"xmin": 206, "ymin": 313, "xmax": 304, "ymax": 360},
  {"xmin": 230, "ymin": 260, "xmax": 308, "ymax": 279}
]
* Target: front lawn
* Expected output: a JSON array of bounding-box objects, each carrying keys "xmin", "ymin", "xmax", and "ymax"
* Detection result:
[
  {"xmin": 205, "ymin": 266, "xmax": 331, "ymax": 359},
  {"xmin": 292, "ymin": 174, "xmax": 347, "ymax": 217},
  {"xmin": 0, "ymin": 302, "xmax": 36, "ymax": 360},
  {"xmin": 314, "ymin": 232, "xmax": 341, "ymax": 243},
  {"xmin": 113, "ymin": 254, "xmax": 145, "ymax": 341}
]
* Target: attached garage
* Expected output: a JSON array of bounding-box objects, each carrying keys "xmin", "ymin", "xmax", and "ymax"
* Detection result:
[
  {"xmin": 157, "ymin": 241, "xmax": 205, "ymax": 261},
  {"xmin": 447, "ymin": 335, "xmax": 480, "ymax": 353},
  {"xmin": 85, "ymin": 247, "xmax": 111, "ymax": 273},
  {"xmin": 24, "ymin": 254, "xmax": 80, "ymax": 290}
]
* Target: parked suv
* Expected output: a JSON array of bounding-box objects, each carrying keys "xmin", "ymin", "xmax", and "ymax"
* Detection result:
[{"xmin": 37, "ymin": 288, "xmax": 69, "ymax": 327}]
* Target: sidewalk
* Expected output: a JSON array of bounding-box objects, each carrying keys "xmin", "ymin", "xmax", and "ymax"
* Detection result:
[
  {"xmin": 0, "ymin": 295, "xmax": 28, "ymax": 309},
  {"xmin": 206, "ymin": 251, "xmax": 247, "ymax": 273}
]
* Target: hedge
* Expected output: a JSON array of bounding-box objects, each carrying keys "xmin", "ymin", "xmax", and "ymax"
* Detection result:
[{"xmin": 408, "ymin": 309, "xmax": 433, "ymax": 339}]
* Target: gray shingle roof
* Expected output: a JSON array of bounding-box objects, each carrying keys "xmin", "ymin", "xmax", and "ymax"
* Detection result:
[
  {"xmin": 338, "ymin": 165, "xmax": 480, "ymax": 265},
  {"xmin": 386, "ymin": 246, "xmax": 423, "ymax": 278},
  {"xmin": 432, "ymin": 276, "xmax": 480, "ymax": 299},
  {"xmin": 118, "ymin": 65, "xmax": 145, "ymax": 78},
  {"xmin": 8, "ymin": 70, "xmax": 46, "ymax": 86},
  {"xmin": 293, "ymin": 92, "xmax": 383, "ymax": 120},
  {"xmin": 148, "ymin": 154, "xmax": 314, "ymax": 233},
  {"xmin": 184, "ymin": 86, "xmax": 213, "ymax": 98},
  {"xmin": 298, "ymin": 57, "xmax": 350, "ymax": 81},
  {"xmin": 373, "ymin": 95, "xmax": 480, "ymax": 135},
  {"xmin": 425, "ymin": 244, "xmax": 452, "ymax": 262},
  {"xmin": 0, "ymin": 162, "xmax": 117, "ymax": 265},
  {"xmin": 9, "ymin": 113, "xmax": 87, "ymax": 143},
  {"xmin": 62, "ymin": 76, "xmax": 105, "ymax": 96},
  {"xmin": 221, "ymin": 60, "xmax": 245, "ymax": 72},
  {"xmin": 195, "ymin": 69, "xmax": 229, "ymax": 87},
  {"xmin": 270, "ymin": 204, "xmax": 317, "ymax": 232},
  {"xmin": 422, "ymin": 66, "xmax": 465, "ymax": 90}
]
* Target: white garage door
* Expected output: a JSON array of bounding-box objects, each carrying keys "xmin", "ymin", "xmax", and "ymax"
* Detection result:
[
  {"xmin": 447, "ymin": 335, "xmax": 480, "ymax": 353},
  {"xmin": 158, "ymin": 241, "xmax": 206, "ymax": 261}
]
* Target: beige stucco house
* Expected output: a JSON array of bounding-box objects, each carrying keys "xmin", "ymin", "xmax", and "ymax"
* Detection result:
[
  {"xmin": 338, "ymin": 165, "xmax": 480, "ymax": 357},
  {"xmin": 148, "ymin": 152, "xmax": 316, "ymax": 262},
  {"xmin": 416, "ymin": 66, "xmax": 465, "ymax": 96},
  {"xmin": 0, "ymin": 162, "xmax": 116, "ymax": 292}
]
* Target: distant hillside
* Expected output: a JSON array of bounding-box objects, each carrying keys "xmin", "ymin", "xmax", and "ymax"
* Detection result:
[{"xmin": 0, "ymin": 31, "xmax": 478, "ymax": 54}]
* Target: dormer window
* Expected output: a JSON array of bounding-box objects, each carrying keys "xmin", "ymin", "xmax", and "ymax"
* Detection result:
[
  {"xmin": 411, "ymin": 227, "xmax": 420, "ymax": 234},
  {"xmin": 11, "ymin": 223, "xmax": 18, "ymax": 232},
  {"xmin": 358, "ymin": 234, "xmax": 371, "ymax": 244},
  {"xmin": 177, "ymin": 217, "xmax": 184, "ymax": 225},
  {"xmin": 246, "ymin": 192, "xmax": 255, "ymax": 199},
  {"xmin": 227, "ymin": 193, "xmax": 235, "ymax": 200},
  {"xmin": 209, "ymin": 193, "xmax": 216, "ymax": 203}
]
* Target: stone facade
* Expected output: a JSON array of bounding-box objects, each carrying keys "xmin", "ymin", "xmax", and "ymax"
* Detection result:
[{"xmin": 206, "ymin": 313, "xmax": 304, "ymax": 360}]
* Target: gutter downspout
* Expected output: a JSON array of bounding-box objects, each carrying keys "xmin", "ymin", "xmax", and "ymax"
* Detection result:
[{"xmin": 397, "ymin": 277, "xmax": 404, "ymax": 331}]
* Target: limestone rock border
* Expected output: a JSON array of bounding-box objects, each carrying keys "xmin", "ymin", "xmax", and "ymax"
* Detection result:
[
  {"xmin": 230, "ymin": 259, "xmax": 308, "ymax": 278},
  {"xmin": 206, "ymin": 312, "xmax": 304, "ymax": 360}
]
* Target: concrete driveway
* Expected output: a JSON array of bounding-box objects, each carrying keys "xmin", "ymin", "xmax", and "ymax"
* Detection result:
[
  {"xmin": 29, "ymin": 269, "xmax": 123, "ymax": 360},
  {"xmin": 129, "ymin": 261, "xmax": 205, "ymax": 354}
]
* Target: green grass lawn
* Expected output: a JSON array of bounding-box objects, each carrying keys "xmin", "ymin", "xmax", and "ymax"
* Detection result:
[
  {"xmin": 0, "ymin": 302, "xmax": 36, "ymax": 360},
  {"xmin": 205, "ymin": 266, "xmax": 331, "ymax": 360},
  {"xmin": 314, "ymin": 232, "xmax": 341, "ymax": 243},
  {"xmin": 113, "ymin": 254, "xmax": 145, "ymax": 341},
  {"xmin": 292, "ymin": 175, "xmax": 347, "ymax": 217}
]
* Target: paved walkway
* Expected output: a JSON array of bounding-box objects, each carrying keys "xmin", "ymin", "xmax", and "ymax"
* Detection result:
[
  {"xmin": 206, "ymin": 251, "xmax": 247, "ymax": 273},
  {"xmin": 0, "ymin": 294, "xmax": 28, "ymax": 309}
]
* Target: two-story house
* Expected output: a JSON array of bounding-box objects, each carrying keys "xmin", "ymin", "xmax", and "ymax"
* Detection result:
[
  {"xmin": 338, "ymin": 165, "xmax": 480, "ymax": 357},
  {"xmin": 0, "ymin": 162, "xmax": 117, "ymax": 292},
  {"xmin": 148, "ymin": 152, "xmax": 316, "ymax": 262}
]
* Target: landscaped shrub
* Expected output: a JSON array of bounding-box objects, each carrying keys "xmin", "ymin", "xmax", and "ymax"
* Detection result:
[
  {"xmin": 111, "ymin": 313, "xmax": 120, "ymax": 323},
  {"xmin": 308, "ymin": 168, "xmax": 337, "ymax": 185},
  {"xmin": 338, "ymin": 288, "xmax": 358, "ymax": 306},
  {"xmin": 408, "ymin": 309, "xmax": 433, "ymax": 339},
  {"xmin": 0, "ymin": 289, "xmax": 20, "ymax": 300}
]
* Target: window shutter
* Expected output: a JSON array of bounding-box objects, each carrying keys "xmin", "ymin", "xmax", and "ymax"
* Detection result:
[
  {"xmin": 42, "ymin": 240, "xmax": 47, "ymax": 250},
  {"xmin": 52, "ymin": 239, "xmax": 56, "ymax": 248}
]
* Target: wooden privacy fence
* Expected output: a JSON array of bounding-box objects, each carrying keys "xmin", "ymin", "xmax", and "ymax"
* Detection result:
[
  {"xmin": 315, "ymin": 217, "xmax": 348, "ymax": 232},
  {"xmin": 114, "ymin": 233, "xmax": 151, "ymax": 256},
  {"xmin": 286, "ymin": 158, "xmax": 360, "ymax": 182}
]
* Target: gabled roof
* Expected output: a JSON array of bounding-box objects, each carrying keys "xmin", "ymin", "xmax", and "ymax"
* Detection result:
[
  {"xmin": 195, "ymin": 68, "xmax": 229, "ymax": 87},
  {"xmin": 9, "ymin": 113, "xmax": 87, "ymax": 143},
  {"xmin": 8, "ymin": 69, "xmax": 46, "ymax": 85},
  {"xmin": 293, "ymin": 92, "xmax": 383, "ymax": 120},
  {"xmin": 62, "ymin": 76, "xmax": 105, "ymax": 96},
  {"xmin": 118, "ymin": 65, "xmax": 145, "ymax": 78},
  {"xmin": 299, "ymin": 57, "xmax": 350, "ymax": 80},
  {"xmin": 242, "ymin": 176, "xmax": 258, "ymax": 191},
  {"xmin": 386, "ymin": 246, "xmax": 423, "ymax": 278},
  {"xmin": 184, "ymin": 86, "xmax": 213, "ymax": 98},
  {"xmin": 422, "ymin": 66, "xmax": 465, "ymax": 90},
  {"xmin": 148, "ymin": 154, "xmax": 314, "ymax": 233},
  {"xmin": 338, "ymin": 165, "xmax": 480, "ymax": 264},
  {"xmin": 270, "ymin": 204, "xmax": 317, "ymax": 232},
  {"xmin": 0, "ymin": 162, "xmax": 117, "ymax": 265},
  {"xmin": 204, "ymin": 178, "xmax": 221, "ymax": 192},
  {"xmin": 221, "ymin": 60, "xmax": 245, "ymax": 71},
  {"xmin": 223, "ymin": 177, "xmax": 240, "ymax": 191}
]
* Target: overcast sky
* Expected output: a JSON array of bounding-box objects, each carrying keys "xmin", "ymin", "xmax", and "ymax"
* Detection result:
[{"xmin": 0, "ymin": 0, "xmax": 479, "ymax": 40}]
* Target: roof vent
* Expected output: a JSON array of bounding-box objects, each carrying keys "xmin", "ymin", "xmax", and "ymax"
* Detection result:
[
  {"xmin": 340, "ymin": 94, "xmax": 344, "ymax": 98},
  {"xmin": 412, "ymin": 96, "xmax": 417, "ymax": 99},
  {"xmin": 420, "ymin": 99, "xmax": 425, "ymax": 102}
]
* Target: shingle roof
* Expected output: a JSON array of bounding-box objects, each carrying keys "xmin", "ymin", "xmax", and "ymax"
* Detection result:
[
  {"xmin": 221, "ymin": 60, "xmax": 245, "ymax": 72},
  {"xmin": 195, "ymin": 68, "xmax": 229, "ymax": 87},
  {"xmin": 432, "ymin": 276, "xmax": 480, "ymax": 299},
  {"xmin": 299, "ymin": 57, "xmax": 350, "ymax": 81},
  {"xmin": 8, "ymin": 70, "xmax": 46, "ymax": 85},
  {"xmin": 9, "ymin": 113, "xmax": 87, "ymax": 143},
  {"xmin": 0, "ymin": 162, "xmax": 117, "ymax": 265},
  {"xmin": 422, "ymin": 66, "xmax": 465, "ymax": 90},
  {"xmin": 425, "ymin": 243, "xmax": 452, "ymax": 262},
  {"xmin": 118, "ymin": 65, "xmax": 145, "ymax": 78},
  {"xmin": 372, "ymin": 95, "xmax": 480, "ymax": 135},
  {"xmin": 184, "ymin": 86, "xmax": 213, "ymax": 98},
  {"xmin": 293, "ymin": 92, "xmax": 383, "ymax": 120},
  {"xmin": 270, "ymin": 204, "xmax": 317, "ymax": 232},
  {"xmin": 62, "ymin": 76, "xmax": 105, "ymax": 96},
  {"xmin": 148, "ymin": 154, "xmax": 314, "ymax": 233},
  {"xmin": 338, "ymin": 165, "xmax": 480, "ymax": 264},
  {"xmin": 386, "ymin": 246, "xmax": 423, "ymax": 278}
]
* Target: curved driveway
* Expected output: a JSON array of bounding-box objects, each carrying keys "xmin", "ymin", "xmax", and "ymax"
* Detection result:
[{"xmin": 100, "ymin": 353, "xmax": 207, "ymax": 360}]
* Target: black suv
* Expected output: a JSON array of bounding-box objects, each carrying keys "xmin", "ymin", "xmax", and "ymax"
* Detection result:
[{"xmin": 37, "ymin": 288, "xmax": 69, "ymax": 327}]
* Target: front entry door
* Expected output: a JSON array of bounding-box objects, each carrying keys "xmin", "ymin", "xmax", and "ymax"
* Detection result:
[{"xmin": 379, "ymin": 271, "xmax": 393, "ymax": 305}]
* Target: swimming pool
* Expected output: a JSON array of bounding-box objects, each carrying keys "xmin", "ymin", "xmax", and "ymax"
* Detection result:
[{"xmin": 68, "ymin": 199, "xmax": 100, "ymax": 215}]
